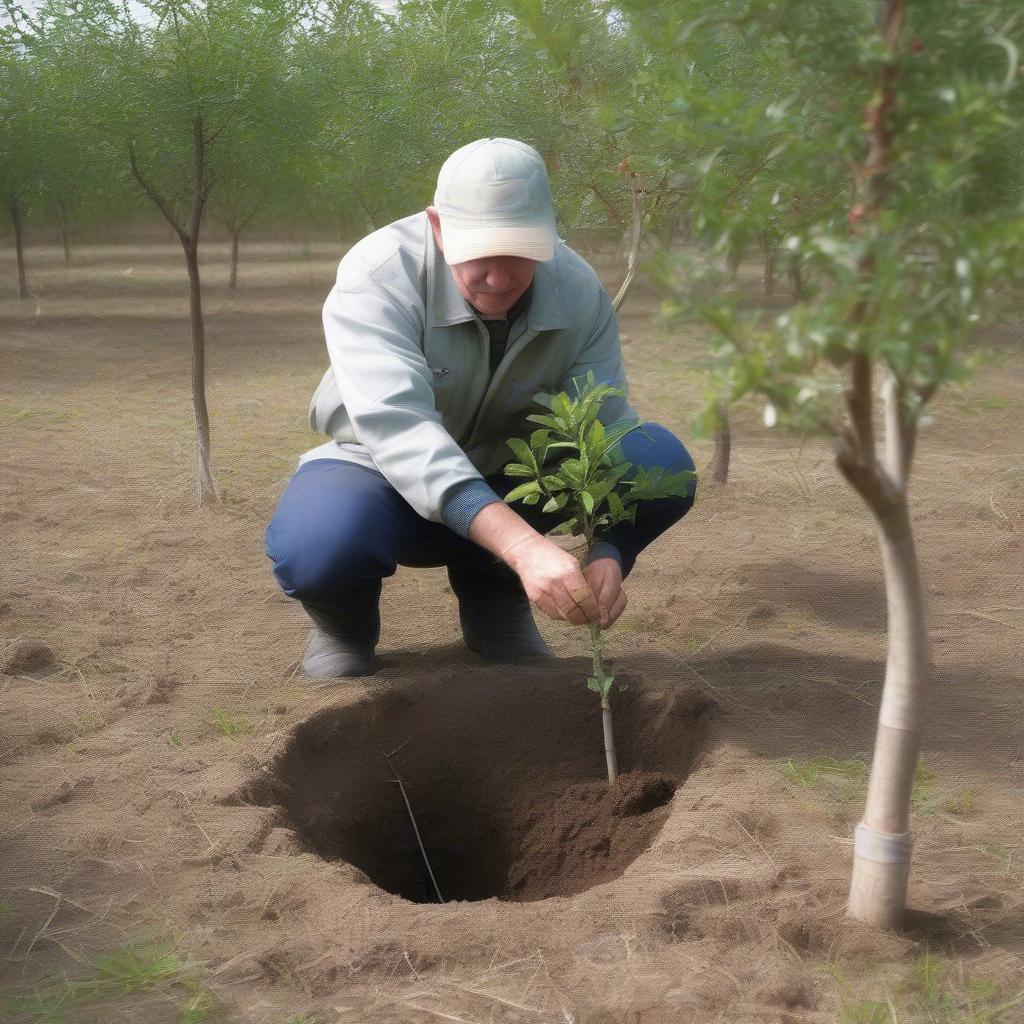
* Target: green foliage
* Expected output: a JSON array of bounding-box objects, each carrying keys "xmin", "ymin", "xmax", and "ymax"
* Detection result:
[
  {"xmin": 638, "ymin": 0, "xmax": 1024, "ymax": 448},
  {"xmin": 504, "ymin": 371, "xmax": 693, "ymax": 548}
]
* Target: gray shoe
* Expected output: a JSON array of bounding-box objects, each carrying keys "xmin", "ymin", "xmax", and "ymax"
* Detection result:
[
  {"xmin": 450, "ymin": 565, "xmax": 555, "ymax": 663},
  {"xmin": 301, "ymin": 624, "xmax": 376, "ymax": 679}
]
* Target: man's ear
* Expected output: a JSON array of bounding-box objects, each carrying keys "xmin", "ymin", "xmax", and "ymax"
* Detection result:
[{"xmin": 425, "ymin": 206, "xmax": 444, "ymax": 253}]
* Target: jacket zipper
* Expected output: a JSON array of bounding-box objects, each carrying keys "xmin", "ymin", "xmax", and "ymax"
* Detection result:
[{"xmin": 464, "ymin": 319, "xmax": 537, "ymax": 450}]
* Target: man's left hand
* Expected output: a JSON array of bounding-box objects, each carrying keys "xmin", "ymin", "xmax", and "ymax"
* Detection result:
[{"xmin": 584, "ymin": 557, "xmax": 627, "ymax": 629}]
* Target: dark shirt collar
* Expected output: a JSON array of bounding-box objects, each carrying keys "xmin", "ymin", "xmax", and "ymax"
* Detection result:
[{"xmin": 470, "ymin": 281, "xmax": 533, "ymax": 323}]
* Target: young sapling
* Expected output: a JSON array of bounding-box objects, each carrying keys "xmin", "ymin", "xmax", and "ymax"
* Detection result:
[{"xmin": 503, "ymin": 373, "xmax": 693, "ymax": 785}]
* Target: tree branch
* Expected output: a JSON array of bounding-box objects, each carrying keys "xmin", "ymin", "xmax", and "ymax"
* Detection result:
[
  {"xmin": 613, "ymin": 169, "xmax": 643, "ymax": 312},
  {"xmin": 128, "ymin": 139, "xmax": 187, "ymax": 243},
  {"xmin": 836, "ymin": 0, "xmax": 907, "ymax": 517},
  {"xmin": 586, "ymin": 179, "xmax": 626, "ymax": 228},
  {"xmin": 846, "ymin": 352, "xmax": 875, "ymax": 454}
]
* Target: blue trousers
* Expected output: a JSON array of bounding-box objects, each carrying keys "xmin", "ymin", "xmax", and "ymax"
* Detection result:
[{"xmin": 264, "ymin": 422, "xmax": 696, "ymax": 632}]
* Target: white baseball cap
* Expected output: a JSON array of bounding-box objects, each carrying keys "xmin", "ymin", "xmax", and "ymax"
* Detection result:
[{"xmin": 432, "ymin": 138, "xmax": 557, "ymax": 265}]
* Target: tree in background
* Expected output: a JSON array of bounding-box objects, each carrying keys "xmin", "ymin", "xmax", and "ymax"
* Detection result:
[
  {"xmin": 83, "ymin": 0, "xmax": 305, "ymax": 506},
  {"xmin": 13, "ymin": 0, "xmax": 125, "ymax": 265},
  {"xmin": 0, "ymin": 17, "xmax": 44, "ymax": 297}
]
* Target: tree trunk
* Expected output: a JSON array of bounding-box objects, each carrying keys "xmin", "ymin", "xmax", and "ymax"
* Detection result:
[
  {"xmin": 228, "ymin": 227, "xmax": 239, "ymax": 290},
  {"xmin": 128, "ymin": 116, "xmax": 219, "ymax": 509},
  {"xmin": 10, "ymin": 197, "xmax": 28, "ymax": 298},
  {"xmin": 762, "ymin": 232, "xmax": 776, "ymax": 298},
  {"xmin": 183, "ymin": 241, "xmax": 219, "ymax": 507},
  {"xmin": 602, "ymin": 698, "xmax": 618, "ymax": 785},
  {"xmin": 58, "ymin": 199, "xmax": 72, "ymax": 265},
  {"xmin": 704, "ymin": 400, "xmax": 731, "ymax": 486},
  {"xmin": 788, "ymin": 259, "xmax": 804, "ymax": 301},
  {"xmin": 848, "ymin": 499, "xmax": 928, "ymax": 929}
]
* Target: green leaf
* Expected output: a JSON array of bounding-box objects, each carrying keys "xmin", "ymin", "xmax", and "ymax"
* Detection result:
[
  {"xmin": 595, "ymin": 420, "xmax": 646, "ymax": 462},
  {"xmin": 530, "ymin": 428, "xmax": 551, "ymax": 450},
  {"xmin": 558, "ymin": 458, "xmax": 585, "ymax": 486},
  {"xmin": 551, "ymin": 392, "xmax": 573, "ymax": 422},
  {"xmin": 505, "ymin": 480, "xmax": 542, "ymax": 502},
  {"xmin": 587, "ymin": 677, "xmax": 601, "ymax": 693},
  {"xmin": 525, "ymin": 413, "xmax": 564, "ymax": 431},
  {"xmin": 506, "ymin": 437, "xmax": 537, "ymax": 472},
  {"xmin": 542, "ymin": 492, "xmax": 570, "ymax": 513},
  {"xmin": 580, "ymin": 490, "xmax": 594, "ymax": 515},
  {"xmin": 503, "ymin": 462, "xmax": 534, "ymax": 478},
  {"xmin": 549, "ymin": 517, "xmax": 578, "ymax": 536}
]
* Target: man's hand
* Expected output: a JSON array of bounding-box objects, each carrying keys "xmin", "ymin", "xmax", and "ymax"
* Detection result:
[
  {"xmin": 584, "ymin": 557, "xmax": 627, "ymax": 629},
  {"xmin": 500, "ymin": 533, "xmax": 601, "ymax": 626},
  {"xmin": 467, "ymin": 502, "xmax": 600, "ymax": 625}
]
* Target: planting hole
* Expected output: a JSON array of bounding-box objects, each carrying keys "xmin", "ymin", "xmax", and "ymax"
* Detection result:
[{"xmin": 251, "ymin": 665, "xmax": 715, "ymax": 903}]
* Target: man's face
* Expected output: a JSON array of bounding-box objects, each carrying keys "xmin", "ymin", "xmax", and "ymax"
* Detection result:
[{"xmin": 427, "ymin": 207, "xmax": 537, "ymax": 317}]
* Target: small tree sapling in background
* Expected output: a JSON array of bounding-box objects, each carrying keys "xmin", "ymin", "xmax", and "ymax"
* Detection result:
[{"xmin": 503, "ymin": 373, "xmax": 693, "ymax": 786}]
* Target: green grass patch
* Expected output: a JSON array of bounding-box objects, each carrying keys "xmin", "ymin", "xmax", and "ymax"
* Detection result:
[
  {"xmin": 827, "ymin": 951, "xmax": 1022, "ymax": 1023},
  {"xmin": 781, "ymin": 756, "xmax": 971, "ymax": 822},
  {"xmin": 212, "ymin": 707, "xmax": 250, "ymax": 740},
  {"xmin": 0, "ymin": 939, "xmax": 215, "ymax": 1024}
]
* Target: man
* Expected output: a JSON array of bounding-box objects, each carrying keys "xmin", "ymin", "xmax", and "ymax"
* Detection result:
[{"xmin": 264, "ymin": 138, "xmax": 696, "ymax": 679}]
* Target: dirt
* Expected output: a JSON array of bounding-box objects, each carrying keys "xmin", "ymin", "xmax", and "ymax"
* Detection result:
[
  {"xmin": 247, "ymin": 666, "xmax": 708, "ymax": 904},
  {"xmin": 1, "ymin": 240, "xmax": 1023, "ymax": 1023}
]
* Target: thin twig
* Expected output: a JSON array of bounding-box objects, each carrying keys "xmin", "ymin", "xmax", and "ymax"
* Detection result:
[
  {"xmin": 400, "ymin": 1003, "xmax": 473, "ymax": 1024},
  {"xmin": 726, "ymin": 811, "xmax": 779, "ymax": 875},
  {"xmin": 22, "ymin": 893, "xmax": 61, "ymax": 961},
  {"xmin": 946, "ymin": 610, "xmax": 1023, "ymax": 633},
  {"xmin": 445, "ymin": 981, "xmax": 544, "ymax": 1016},
  {"xmin": 174, "ymin": 790, "xmax": 216, "ymax": 850},
  {"xmin": 384, "ymin": 750, "xmax": 444, "ymax": 903}
]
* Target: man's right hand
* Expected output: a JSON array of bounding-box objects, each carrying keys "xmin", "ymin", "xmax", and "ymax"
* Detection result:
[
  {"xmin": 467, "ymin": 501, "xmax": 600, "ymax": 625},
  {"xmin": 501, "ymin": 532, "xmax": 601, "ymax": 626}
]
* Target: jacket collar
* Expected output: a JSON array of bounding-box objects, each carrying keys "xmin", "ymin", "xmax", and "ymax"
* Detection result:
[{"xmin": 424, "ymin": 212, "xmax": 573, "ymax": 332}]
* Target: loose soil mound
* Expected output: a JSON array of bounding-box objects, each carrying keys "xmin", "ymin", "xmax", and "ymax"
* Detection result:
[{"xmin": 246, "ymin": 664, "xmax": 715, "ymax": 903}]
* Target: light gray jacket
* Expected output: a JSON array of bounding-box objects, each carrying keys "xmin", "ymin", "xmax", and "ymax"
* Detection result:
[{"xmin": 301, "ymin": 210, "xmax": 637, "ymax": 534}]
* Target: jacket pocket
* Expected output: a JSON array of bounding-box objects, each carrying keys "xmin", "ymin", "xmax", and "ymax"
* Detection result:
[{"xmin": 428, "ymin": 368, "xmax": 460, "ymax": 417}]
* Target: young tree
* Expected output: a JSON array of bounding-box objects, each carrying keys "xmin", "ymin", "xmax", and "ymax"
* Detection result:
[
  {"xmin": 504, "ymin": 376, "xmax": 693, "ymax": 786},
  {"xmin": 677, "ymin": 0, "xmax": 1024, "ymax": 928},
  {"xmin": 86, "ymin": 0, "xmax": 304, "ymax": 506}
]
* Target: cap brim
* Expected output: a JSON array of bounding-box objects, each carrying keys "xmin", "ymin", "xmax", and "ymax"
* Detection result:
[{"xmin": 440, "ymin": 222, "xmax": 556, "ymax": 265}]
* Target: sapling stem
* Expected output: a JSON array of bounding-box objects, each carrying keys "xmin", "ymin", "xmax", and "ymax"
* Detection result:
[{"xmin": 588, "ymin": 620, "xmax": 618, "ymax": 785}]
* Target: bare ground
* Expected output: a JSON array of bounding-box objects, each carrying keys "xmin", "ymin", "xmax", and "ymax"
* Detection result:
[{"xmin": 1, "ymin": 241, "xmax": 1022, "ymax": 1023}]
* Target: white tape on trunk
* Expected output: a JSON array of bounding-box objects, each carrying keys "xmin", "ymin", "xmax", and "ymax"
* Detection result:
[
  {"xmin": 879, "ymin": 689, "xmax": 918, "ymax": 732},
  {"xmin": 854, "ymin": 823, "xmax": 912, "ymax": 864}
]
